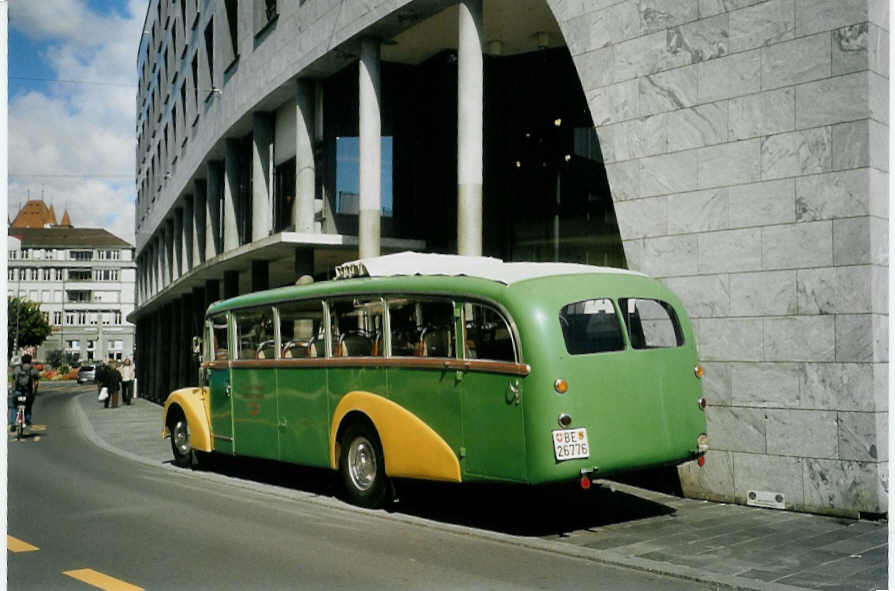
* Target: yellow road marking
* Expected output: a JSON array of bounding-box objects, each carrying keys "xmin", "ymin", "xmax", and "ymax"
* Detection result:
[
  {"xmin": 8, "ymin": 536, "xmax": 39, "ymax": 552},
  {"xmin": 63, "ymin": 569, "xmax": 144, "ymax": 591}
]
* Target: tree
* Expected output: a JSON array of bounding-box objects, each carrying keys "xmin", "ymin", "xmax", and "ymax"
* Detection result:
[{"xmin": 7, "ymin": 297, "xmax": 52, "ymax": 360}]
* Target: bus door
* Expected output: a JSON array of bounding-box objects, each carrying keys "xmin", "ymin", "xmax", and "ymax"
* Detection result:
[
  {"xmin": 231, "ymin": 306, "xmax": 280, "ymax": 459},
  {"xmin": 458, "ymin": 302, "xmax": 527, "ymax": 481},
  {"xmin": 208, "ymin": 314, "xmax": 234, "ymax": 455},
  {"xmin": 385, "ymin": 297, "xmax": 464, "ymax": 465}
]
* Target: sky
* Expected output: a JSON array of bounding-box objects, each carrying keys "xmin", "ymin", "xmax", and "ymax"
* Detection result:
[{"xmin": 8, "ymin": 0, "xmax": 148, "ymax": 244}]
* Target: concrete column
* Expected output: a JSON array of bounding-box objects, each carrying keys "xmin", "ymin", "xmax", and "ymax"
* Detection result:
[
  {"xmin": 358, "ymin": 38, "xmax": 381, "ymax": 260},
  {"xmin": 252, "ymin": 113, "xmax": 274, "ymax": 242},
  {"xmin": 183, "ymin": 196, "xmax": 194, "ymax": 272},
  {"xmin": 206, "ymin": 164, "xmax": 223, "ymax": 259},
  {"xmin": 457, "ymin": 0, "xmax": 484, "ymax": 256},
  {"xmin": 223, "ymin": 141, "xmax": 240, "ymax": 251},
  {"xmin": 156, "ymin": 233, "xmax": 165, "ymax": 290},
  {"xmin": 223, "ymin": 271, "xmax": 239, "ymax": 299},
  {"xmin": 295, "ymin": 79, "xmax": 316, "ymax": 233},
  {"xmin": 165, "ymin": 219, "xmax": 175, "ymax": 286},
  {"xmin": 169, "ymin": 302, "xmax": 179, "ymax": 394},
  {"xmin": 193, "ymin": 180, "xmax": 207, "ymax": 264},
  {"xmin": 153, "ymin": 308, "xmax": 164, "ymax": 401},
  {"xmin": 173, "ymin": 209, "xmax": 183, "ymax": 281},
  {"xmin": 251, "ymin": 260, "xmax": 269, "ymax": 292}
]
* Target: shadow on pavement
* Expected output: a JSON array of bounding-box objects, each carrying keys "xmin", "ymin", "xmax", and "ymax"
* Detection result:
[{"xmin": 185, "ymin": 453, "xmax": 675, "ymax": 536}]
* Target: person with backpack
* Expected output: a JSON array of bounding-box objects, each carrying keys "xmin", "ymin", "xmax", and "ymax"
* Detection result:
[
  {"xmin": 101, "ymin": 360, "xmax": 123, "ymax": 409},
  {"xmin": 9, "ymin": 354, "xmax": 40, "ymax": 431}
]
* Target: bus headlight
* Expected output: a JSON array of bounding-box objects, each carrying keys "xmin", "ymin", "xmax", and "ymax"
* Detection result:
[{"xmin": 697, "ymin": 433, "xmax": 709, "ymax": 453}]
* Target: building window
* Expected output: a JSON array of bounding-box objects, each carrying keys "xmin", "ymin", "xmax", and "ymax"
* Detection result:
[
  {"xmin": 42, "ymin": 268, "xmax": 51, "ymax": 280},
  {"xmin": 253, "ymin": 0, "xmax": 277, "ymax": 35},
  {"xmin": 224, "ymin": 0, "xmax": 238, "ymax": 64},
  {"xmin": 54, "ymin": 269, "xmax": 63, "ymax": 280},
  {"xmin": 7, "ymin": 269, "xmax": 14, "ymax": 281},
  {"xmin": 41, "ymin": 311, "xmax": 49, "ymax": 323},
  {"xmin": 8, "ymin": 250, "xmax": 16, "ymax": 260},
  {"xmin": 53, "ymin": 311, "xmax": 63, "ymax": 325},
  {"xmin": 66, "ymin": 339, "xmax": 79, "ymax": 350},
  {"xmin": 70, "ymin": 250, "xmax": 93, "ymax": 261},
  {"xmin": 191, "ymin": 53, "xmax": 199, "ymax": 115},
  {"xmin": 335, "ymin": 136, "xmax": 394, "ymax": 217},
  {"xmin": 114, "ymin": 311, "xmax": 122, "ymax": 324},
  {"xmin": 67, "ymin": 290, "xmax": 91, "ymax": 303},
  {"xmin": 70, "ymin": 269, "xmax": 92, "ymax": 281},
  {"xmin": 21, "ymin": 249, "xmax": 29, "ymax": 259},
  {"xmin": 203, "ymin": 18, "xmax": 214, "ymax": 99},
  {"xmin": 65, "ymin": 312, "xmax": 75, "ymax": 326}
]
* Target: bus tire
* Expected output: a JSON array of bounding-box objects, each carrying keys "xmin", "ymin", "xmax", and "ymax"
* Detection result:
[
  {"xmin": 169, "ymin": 412, "xmax": 196, "ymax": 469},
  {"xmin": 339, "ymin": 422, "xmax": 387, "ymax": 508}
]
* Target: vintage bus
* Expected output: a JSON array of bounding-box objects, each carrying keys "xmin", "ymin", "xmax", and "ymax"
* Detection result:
[{"xmin": 163, "ymin": 252, "xmax": 708, "ymax": 508}]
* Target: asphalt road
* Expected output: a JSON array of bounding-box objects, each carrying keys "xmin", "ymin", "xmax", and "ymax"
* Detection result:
[{"xmin": 8, "ymin": 386, "xmax": 719, "ymax": 590}]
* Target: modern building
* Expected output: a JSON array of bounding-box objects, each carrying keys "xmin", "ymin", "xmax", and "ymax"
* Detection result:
[
  {"xmin": 8, "ymin": 200, "xmax": 137, "ymax": 363},
  {"xmin": 131, "ymin": 0, "xmax": 887, "ymax": 518}
]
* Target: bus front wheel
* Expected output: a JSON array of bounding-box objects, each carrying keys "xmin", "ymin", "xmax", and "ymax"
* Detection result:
[
  {"xmin": 339, "ymin": 422, "xmax": 387, "ymax": 508},
  {"xmin": 169, "ymin": 414, "xmax": 195, "ymax": 468}
]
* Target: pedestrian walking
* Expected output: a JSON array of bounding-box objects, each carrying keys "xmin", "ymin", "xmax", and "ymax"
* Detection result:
[
  {"xmin": 120, "ymin": 358, "xmax": 135, "ymax": 405},
  {"xmin": 102, "ymin": 360, "xmax": 123, "ymax": 409}
]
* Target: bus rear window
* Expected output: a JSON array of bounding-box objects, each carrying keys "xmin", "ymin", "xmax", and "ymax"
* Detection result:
[
  {"xmin": 559, "ymin": 299, "xmax": 624, "ymax": 355},
  {"xmin": 619, "ymin": 298, "xmax": 683, "ymax": 349}
]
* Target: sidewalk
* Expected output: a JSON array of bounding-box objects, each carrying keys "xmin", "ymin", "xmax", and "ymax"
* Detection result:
[{"xmin": 67, "ymin": 383, "xmax": 887, "ymax": 591}]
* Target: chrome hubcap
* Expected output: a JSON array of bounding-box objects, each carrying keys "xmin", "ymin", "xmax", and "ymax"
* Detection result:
[
  {"xmin": 172, "ymin": 420, "xmax": 190, "ymax": 456},
  {"xmin": 347, "ymin": 436, "xmax": 377, "ymax": 492}
]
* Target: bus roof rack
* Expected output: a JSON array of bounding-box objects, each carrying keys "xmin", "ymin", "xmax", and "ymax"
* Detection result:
[{"xmin": 334, "ymin": 251, "xmax": 643, "ymax": 285}]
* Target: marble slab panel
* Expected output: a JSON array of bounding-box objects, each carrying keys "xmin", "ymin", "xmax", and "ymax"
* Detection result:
[
  {"xmin": 761, "ymin": 33, "xmax": 832, "ymax": 91},
  {"xmin": 801, "ymin": 363, "xmax": 874, "ymax": 412},
  {"xmin": 605, "ymin": 160, "xmax": 641, "ymax": 200},
  {"xmin": 614, "ymin": 30, "xmax": 690, "ymax": 83},
  {"xmin": 698, "ymin": 138, "xmax": 761, "ymax": 189},
  {"xmin": 729, "ymin": 178, "xmax": 795, "ymax": 228},
  {"xmin": 549, "ymin": 0, "xmax": 623, "ymax": 23},
  {"xmin": 667, "ymin": 103, "xmax": 728, "ymax": 152},
  {"xmin": 587, "ymin": 79, "xmax": 640, "ymax": 126},
  {"xmin": 796, "ymin": 169, "xmax": 870, "ymax": 222},
  {"xmin": 698, "ymin": 227, "xmax": 763, "ymax": 273},
  {"xmin": 622, "ymin": 237, "xmax": 645, "ymax": 271},
  {"xmin": 698, "ymin": 0, "xmax": 766, "ymax": 19},
  {"xmin": 641, "ymin": 150, "xmax": 700, "ymax": 196},
  {"xmin": 762, "ymin": 221, "xmax": 834, "ymax": 270},
  {"xmin": 869, "ymin": 71, "xmax": 888, "ymax": 124},
  {"xmin": 763, "ymin": 315, "xmax": 836, "ymax": 362},
  {"xmin": 614, "ymin": 196, "xmax": 668, "ymax": 239},
  {"xmin": 833, "ymin": 217, "xmax": 871, "ymax": 266},
  {"xmin": 831, "ymin": 121, "xmax": 872, "ymax": 172},
  {"xmin": 698, "ymin": 48, "xmax": 761, "ymax": 103},
  {"xmin": 678, "ymin": 449, "xmax": 735, "ymax": 502},
  {"xmin": 707, "ymin": 405, "xmax": 767, "ymax": 452},
  {"xmin": 729, "ymin": 0, "xmax": 795, "ymax": 52},
  {"xmin": 639, "ymin": 65, "xmax": 700, "ymax": 116},
  {"xmin": 701, "ymin": 361, "xmax": 733, "ymax": 405},
  {"xmin": 730, "ymin": 361, "xmax": 802, "ymax": 408},
  {"xmin": 563, "ymin": 1, "xmax": 640, "ymax": 55},
  {"xmin": 803, "ymin": 458, "xmax": 885, "ymax": 515},
  {"xmin": 730, "ymin": 270, "xmax": 798, "ymax": 316},
  {"xmin": 833, "ymin": 23, "xmax": 869, "ymax": 76},
  {"xmin": 838, "ymin": 411, "xmax": 887, "ymax": 462},
  {"xmin": 663, "ymin": 273, "xmax": 730, "ymax": 318},
  {"xmin": 642, "ymin": 234, "xmax": 700, "ymax": 276},
  {"xmin": 873, "ymin": 363, "xmax": 887, "ymax": 412},
  {"xmin": 733, "ymin": 452, "xmax": 805, "ymax": 507},
  {"xmin": 729, "ymin": 87, "xmax": 795, "ymax": 141},
  {"xmin": 668, "ymin": 13, "xmax": 730, "ymax": 64},
  {"xmin": 796, "ymin": 266, "xmax": 872, "ymax": 315},
  {"xmin": 629, "ymin": 113, "xmax": 670, "ymax": 159},
  {"xmin": 639, "ymin": 0, "xmax": 699, "ymax": 35},
  {"xmin": 871, "ymin": 265, "xmax": 887, "ymax": 315},
  {"xmin": 667, "ymin": 187, "xmax": 729, "ymax": 233},
  {"xmin": 574, "ymin": 45, "xmax": 616, "ymax": 90},
  {"xmin": 835, "ymin": 314, "xmax": 874, "ymax": 363},
  {"xmin": 766, "ymin": 409, "xmax": 838, "ymax": 457},
  {"xmin": 795, "ymin": 72, "xmax": 870, "ymax": 129},
  {"xmin": 693, "ymin": 317, "xmax": 764, "ymax": 361},
  {"xmin": 869, "ymin": 169, "xmax": 888, "ymax": 218},
  {"xmin": 795, "ymin": 0, "xmax": 868, "ymax": 37},
  {"xmin": 760, "ymin": 127, "xmax": 832, "ymax": 181}
]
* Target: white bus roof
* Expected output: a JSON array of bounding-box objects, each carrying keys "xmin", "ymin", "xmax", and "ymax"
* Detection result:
[{"xmin": 334, "ymin": 251, "xmax": 644, "ymax": 285}]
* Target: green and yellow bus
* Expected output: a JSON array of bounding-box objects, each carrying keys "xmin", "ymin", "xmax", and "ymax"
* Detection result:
[{"xmin": 163, "ymin": 252, "xmax": 708, "ymax": 507}]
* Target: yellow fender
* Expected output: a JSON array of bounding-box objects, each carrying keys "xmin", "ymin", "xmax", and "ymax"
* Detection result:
[
  {"xmin": 162, "ymin": 387, "xmax": 213, "ymax": 453},
  {"xmin": 330, "ymin": 391, "xmax": 461, "ymax": 483}
]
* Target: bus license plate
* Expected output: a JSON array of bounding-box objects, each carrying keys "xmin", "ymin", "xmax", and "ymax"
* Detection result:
[{"xmin": 552, "ymin": 428, "xmax": 589, "ymax": 461}]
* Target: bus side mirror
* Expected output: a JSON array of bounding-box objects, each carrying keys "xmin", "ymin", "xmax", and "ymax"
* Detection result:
[{"xmin": 192, "ymin": 336, "xmax": 202, "ymax": 360}]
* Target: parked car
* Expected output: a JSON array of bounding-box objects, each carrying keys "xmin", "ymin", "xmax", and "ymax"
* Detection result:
[{"xmin": 77, "ymin": 365, "xmax": 96, "ymax": 384}]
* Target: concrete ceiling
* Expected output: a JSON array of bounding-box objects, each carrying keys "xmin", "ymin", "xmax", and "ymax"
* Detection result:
[{"xmin": 382, "ymin": 0, "xmax": 564, "ymax": 65}]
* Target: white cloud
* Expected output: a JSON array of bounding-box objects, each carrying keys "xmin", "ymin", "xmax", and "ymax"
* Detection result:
[{"xmin": 9, "ymin": 0, "xmax": 147, "ymax": 245}]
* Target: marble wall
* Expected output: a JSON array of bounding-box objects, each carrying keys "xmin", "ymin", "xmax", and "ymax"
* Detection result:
[{"xmin": 552, "ymin": 0, "xmax": 889, "ymax": 517}]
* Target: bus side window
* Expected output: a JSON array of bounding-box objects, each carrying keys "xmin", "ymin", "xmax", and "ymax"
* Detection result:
[
  {"xmin": 463, "ymin": 303, "xmax": 516, "ymax": 362},
  {"xmin": 388, "ymin": 298, "xmax": 455, "ymax": 358},
  {"xmin": 234, "ymin": 307, "xmax": 276, "ymax": 360},
  {"xmin": 211, "ymin": 315, "xmax": 230, "ymax": 360},
  {"xmin": 277, "ymin": 300, "xmax": 324, "ymax": 358},
  {"xmin": 329, "ymin": 297, "xmax": 384, "ymax": 357}
]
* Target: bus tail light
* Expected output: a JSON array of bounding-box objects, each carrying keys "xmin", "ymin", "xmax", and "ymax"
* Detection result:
[
  {"xmin": 554, "ymin": 378, "xmax": 568, "ymax": 394},
  {"xmin": 580, "ymin": 476, "xmax": 591, "ymax": 490},
  {"xmin": 698, "ymin": 456, "xmax": 705, "ymax": 467},
  {"xmin": 694, "ymin": 365, "xmax": 704, "ymax": 379}
]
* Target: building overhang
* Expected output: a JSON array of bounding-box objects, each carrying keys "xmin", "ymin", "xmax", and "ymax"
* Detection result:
[{"xmin": 127, "ymin": 231, "xmax": 424, "ymax": 322}]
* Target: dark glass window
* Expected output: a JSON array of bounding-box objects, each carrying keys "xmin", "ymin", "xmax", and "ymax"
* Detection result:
[
  {"xmin": 234, "ymin": 307, "xmax": 275, "ymax": 360},
  {"xmin": 210, "ymin": 315, "xmax": 230, "ymax": 360},
  {"xmin": 388, "ymin": 298, "xmax": 455, "ymax": 358},
  {"xmin": 330, "ymin": 297, "xmax": 384, "ymax": 358},
  {"xmin": 278, "ymin": 300, "xmax": 325, "ymax": 358},
  {"xmin": 619, "ymin": 298, "xmax": 683, "ymax": 349},
  {"xmin": 559, "ymin": 298, "xmax": 624, "ymax": 355},
  {"xmin": 335, "ymin": 136, "xmax": 393, "ymax": 217},
  {"xmin": 462, "ymin": 302, "xmax": 516, "ymax": 362}
]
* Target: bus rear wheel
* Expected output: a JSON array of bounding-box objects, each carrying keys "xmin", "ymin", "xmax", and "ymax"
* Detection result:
[
  {"xmin": 169, "ymin": 414, "xmax": 195, "ymax": 468},
  {"xmin": 339, "ymin": 423, "xmax": 387, "ymax": 508}
]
